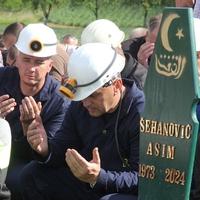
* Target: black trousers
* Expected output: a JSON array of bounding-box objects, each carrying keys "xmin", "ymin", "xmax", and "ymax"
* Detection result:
[{"xmin": 20, "ymin": 161, "xmax": 137, "ymax": 200}]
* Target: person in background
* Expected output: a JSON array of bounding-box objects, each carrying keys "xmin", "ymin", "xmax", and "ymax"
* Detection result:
[
  {"xmin": 2, "ymin": 22, "xmax": 25, "ymax": 50},
  {"xmin": 137, "ymin": 14, "xmax": 161, "ymax": 68},
  {"xmin": 0, "ymin": 118, "xmax": 11, "ymax": 200},
  {"xmin": 175, "ymin": 0, "xmax": 195, "ymax": 7},
  {"xmin": 81, "ymin": 19, "xmax": 124, "ymax": 47},
  {"xmin": 2, "ymin": 22, "xmax": 25, "ymax": 67},
  {"xmin": 61, "ymin": 34, "xmax": 78, "ymax": 56},
  {"xmin": 81, "ymin": 18, "xmax": 143, "ymax": 90},
  {"xmin": 129, "ymin": 27, "xmax": 148, "ymax": 40},
  {"xmin": 20, "ymin": 43, "xmax": 144, "ymax": 200},
  {"xmin": 50, "ymin": 43, "xmax": 69, "ymax": 82},
  {"xmin": 5, "ymin": 46, "xmax": 18, "ymax": 67},
  {"xmin": 0, "ymin": 23, "xmax": 70, "ymax": 200},
  {"xmin": 122, "ymin": 14, "xmax": 162, "ymax": 88}
]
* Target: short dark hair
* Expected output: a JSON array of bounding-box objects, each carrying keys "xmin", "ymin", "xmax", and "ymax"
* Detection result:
[
  {"xmin": 147, "ymin": 14, "xmax": 162, "ymax": 33},
  {"xmin": 3, "ymin": 22, "xmax": 25, "ymax": 39}
]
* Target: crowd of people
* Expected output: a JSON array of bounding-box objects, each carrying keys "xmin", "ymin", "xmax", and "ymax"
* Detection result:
[{"xmin": 0, "ymin": 0, "xmax": 200, "ymax": 200}]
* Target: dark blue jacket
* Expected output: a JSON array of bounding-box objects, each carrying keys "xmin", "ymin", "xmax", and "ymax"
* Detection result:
[
  {"xmin": 46, "ymin": 81, "xmax": 145, "ymax": 195},
  {"xmin": 0, "ymin": 67, "xmax": 70, "ymax": 163}
]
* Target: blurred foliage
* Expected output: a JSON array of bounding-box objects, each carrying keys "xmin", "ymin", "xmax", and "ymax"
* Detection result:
[
  {"xmin": 0, "ymin": 0, "xmax": 24, "ymax": 10},
  {"xmin": 31, "ymin": 0, "xmax": 65, "ymax": 24},
  {"xmin": 49, "ymin": 2, "xmax": 164, "ymax": 27},
  {"xmin": 0, "ymin": 0, "xmax": 175, "ymax": 13},
  {"xmin": 0, "ymin": 0, "xmax": 175, "ymax": 39}
]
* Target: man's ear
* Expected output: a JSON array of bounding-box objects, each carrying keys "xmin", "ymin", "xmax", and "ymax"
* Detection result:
[
  {"xmin": 114, "ymin": 79, "xmax": 123, "ymax": 89},
  {"xmin": 113, "ymin": 79, "xmax": 123, "ymax": 94}
]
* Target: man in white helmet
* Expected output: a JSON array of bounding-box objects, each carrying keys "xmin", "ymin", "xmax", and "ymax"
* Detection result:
[
  {"xmin": 20, "ymin": 43, "xmax": 144, "ymax": 200},
  {"xmin": 0, "ymin": 23, "xmax": 70, "ymax": 200}
]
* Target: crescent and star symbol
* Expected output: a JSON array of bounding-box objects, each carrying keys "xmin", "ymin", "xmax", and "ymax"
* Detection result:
[
  {"xmin": 156, "ymin": 13, "xmax": 186, "ymax": 79},
  {"xmin": 160, "ymin": 13, "xmax": 184, "ymax": 52}
]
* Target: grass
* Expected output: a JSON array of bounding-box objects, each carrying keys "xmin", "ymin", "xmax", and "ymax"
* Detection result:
[
  {"xmin": 0, "ymin": 9, "xmax": 40, "ymax": 25},
  {"xmin": 0, "ymin": 9, "xmax": 83, "ymax": 41}
]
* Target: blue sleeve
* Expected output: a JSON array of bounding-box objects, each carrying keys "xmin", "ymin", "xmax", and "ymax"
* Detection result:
[
  {"xmin": 94, "ymin": 168, "xmax": 138, "ymax": 193},
  {"xmin": 43, "ymin": 103, "xmax": 82, "ymax": 167},
  {"xmin": 43, "ymin": 99, "xmax": 70, "ymax": 138},
  {"xmin": 38, "ymin": 78, "xmax": 71, "ymax": 139},
  {"xmin": 33, "ymin": 99, "xmax": 71, "ymax": 163}
]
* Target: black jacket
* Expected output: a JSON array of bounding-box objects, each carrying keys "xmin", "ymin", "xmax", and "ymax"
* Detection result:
[{"xmin": 121, "ymin": 37, "xmax": 148, "ymax": 89}]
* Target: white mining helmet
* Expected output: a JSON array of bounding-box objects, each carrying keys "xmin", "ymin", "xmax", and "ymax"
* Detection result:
[
  {"xmin": 81, "ymin": 19, "xmax": 125, "ymax": 48},
  {"xmin": 194, "ymin": 18, "xmax": 200, "ymax": 52},
  {"xmin": 59, "ymin": 43, "xmax": 125, "ymax": 101},
  {"xmin": 15, "ymin": 23, "xmax": 57, "ymax": 57}
]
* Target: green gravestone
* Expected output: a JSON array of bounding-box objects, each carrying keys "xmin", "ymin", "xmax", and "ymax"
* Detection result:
[{"xmin": 139, "ymin": 7, "xmax": 200, "ymax": 200}]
